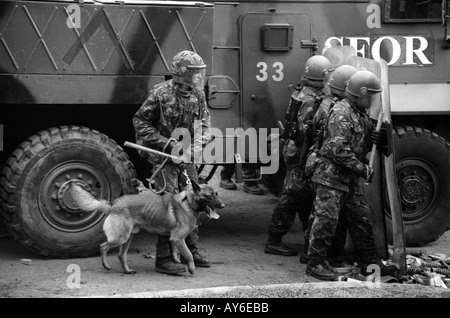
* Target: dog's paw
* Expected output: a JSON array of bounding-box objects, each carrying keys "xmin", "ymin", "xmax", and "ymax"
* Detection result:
[
  {"xmin": 188, "ymin": 266, "xmax": 196, "ymax": 275},
  {"xmin": 102, "ymin": 263, "xmax": 111, "ymax": 271},
  {"xmin": 124, "ymin": 269, "xmax": 137, "ymax": 275},
  {"xmin": 172, "ymin": 253, "xmax": 181, "ymax": 263}
]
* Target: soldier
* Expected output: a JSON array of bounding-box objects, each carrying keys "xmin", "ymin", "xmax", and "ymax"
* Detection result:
[
  {"xmin": 306, "ymin": 70, "xmax": 397, "ymax": 281},
  {"xmin": 264, "ymin": 55, "xmax": 332, "ymax": 256},
  {"xmin": 301, "ymin": 64, "xmax": 358, "ymax": 264},
  {"xmin": 133, "ymin": 50, "xmax": 212, "ymax": 275}
]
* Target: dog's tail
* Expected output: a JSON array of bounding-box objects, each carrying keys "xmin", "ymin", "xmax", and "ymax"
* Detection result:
[{"xmin": 70, "ymin": 183, "xmax": 111, "ymax": 214}]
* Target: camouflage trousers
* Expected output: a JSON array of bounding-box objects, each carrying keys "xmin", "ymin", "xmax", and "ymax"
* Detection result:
[
  {"xmin": 268, "ymin": 165, "xmax": 313, "ymax": 240},
  {"xmin": 304, "ymin": 206, "xmax": 348, "ymax": 260},
  {"xmin": 307, "ymin": 183, "xmax": 378, "ymax": 265},
  {"xmin": 150, "ymin": 161, "xmax": 200, "ymax": 260}
]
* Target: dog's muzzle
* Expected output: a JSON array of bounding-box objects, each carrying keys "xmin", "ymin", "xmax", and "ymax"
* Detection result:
[{"xmin": 204, "ymin": 203, "xmax": 224, "ymax": 220}]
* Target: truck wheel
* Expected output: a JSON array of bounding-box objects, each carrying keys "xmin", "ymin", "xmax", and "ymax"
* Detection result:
[
  {"xmin": 0, "ymin": 126, "xmax": 138, "ymax": 258},
  {"xmin": 385, "ymin": 126, "xmax": 450, "ymax": 246}
]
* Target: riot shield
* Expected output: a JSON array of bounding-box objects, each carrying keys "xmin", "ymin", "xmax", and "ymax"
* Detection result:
[{"xmin": 379, "ymin": 58, "xmax": 406, "ymax": 277}]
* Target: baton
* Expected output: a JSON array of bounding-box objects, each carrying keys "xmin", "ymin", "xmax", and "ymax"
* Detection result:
[
  {"xmin": 277, "ymin": 121, "xmax": 285, "ymax": 135},
  {"xmin": 368, "ymin": 112, "xmax": 384, "ymax": 169},
  {"xmin": 365, "ymin": 112, "xmax": 384, "ymax": 185},
  {"xmin": 124, "ymin": 141, "xmax": 180, "ymax": 161}
]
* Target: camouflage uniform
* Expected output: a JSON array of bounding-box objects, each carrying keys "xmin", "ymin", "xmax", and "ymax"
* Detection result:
[
  {"xmin": 304, "ymin": 95, "xmax": 348, "ymax": 260},
  {"xmin": 307, "ymin": 98, "xmax": 379, "ymax": 266},
  {"xmin": 133, "ymin": 79, "xmax": 211, "ymax": 263},
  {"xmin": 267, "ymin": 85, "xmax": 324, "ymax": 242}
]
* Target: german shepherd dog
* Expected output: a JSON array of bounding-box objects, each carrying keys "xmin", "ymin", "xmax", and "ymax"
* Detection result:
[{"xmin": 70, "ymin": 181, "xmax": 225, "ymax": 275}]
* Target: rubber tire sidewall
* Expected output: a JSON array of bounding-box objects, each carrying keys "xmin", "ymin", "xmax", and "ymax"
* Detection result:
[
  {"xmin": 386, "ymin": 126, "xmax": 450, "ymax": 246},
  {"xmin": 5, "ymin": 127, "xmax": 137, "ymax": 257}
]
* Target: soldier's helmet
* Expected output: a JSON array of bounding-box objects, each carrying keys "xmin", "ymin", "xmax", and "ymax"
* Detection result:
[
  {"xmin": 345, "ymin": 70, "xmax": 382, "ymax": 98},
  {"xmin": 303, "ymin": 55, "xmax": 332, "ymax": 81},
  {"xmin": 172, "ymin": 50, "xmax": 206, "ymax": 89},
  {"xmin": 329, "ymin": 65, "xmax": 358, "ymax": 93}
]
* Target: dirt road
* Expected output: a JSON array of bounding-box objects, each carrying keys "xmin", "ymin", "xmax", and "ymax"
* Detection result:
[{"xmin": 1, "ymin": 171, "xmax": 450, "ymax": 298}]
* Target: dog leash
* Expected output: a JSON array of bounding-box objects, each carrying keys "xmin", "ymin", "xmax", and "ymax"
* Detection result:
[
  {"xmin": 147, "ymin": 158, "xmax": 168, "ymax": 194},
  {"xmin": 182, "ymin": 169, "xmax": 192, "ymax": 187}
]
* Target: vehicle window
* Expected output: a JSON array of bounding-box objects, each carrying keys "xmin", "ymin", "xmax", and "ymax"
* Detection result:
[{"xmin": 385, "ymin": 0, "xmax": 442, "ymax": 22}]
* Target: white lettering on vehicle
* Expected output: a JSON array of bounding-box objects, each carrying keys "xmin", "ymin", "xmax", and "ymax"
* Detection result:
[
  {"xmin": 256, "ymin": 61, "xmax": 284, "ymax": 81},
  {"xmin": 323, "ymin": 35, "xmax": 433, "ymax": 66}
]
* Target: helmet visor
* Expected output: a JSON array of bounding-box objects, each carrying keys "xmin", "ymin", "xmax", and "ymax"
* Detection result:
[{"xmin": 179, "ymin": 68, "xmax": 206, "ymax": 90}]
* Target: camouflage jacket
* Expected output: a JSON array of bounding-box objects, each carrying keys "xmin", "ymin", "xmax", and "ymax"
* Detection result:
[
  {"xmin": 282, "ymin": 85, "xmax": 324, "ymax": 167},
  {"xmin": 311, "ymin": 98, "xmax": 373, "ymax": 192},
  {"xmin": 133, "ymin": 79, "xmax": 211, "ymax": 163},
  {"xmin": 294, "ymin": 85, "xmax": 324, "ymax": 145},
  {"xmin": 310, "ymin": 95, "xmax": 339, "ymax": 149}
]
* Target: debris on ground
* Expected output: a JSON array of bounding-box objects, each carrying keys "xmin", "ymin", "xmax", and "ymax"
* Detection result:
[
  {"xmin": 20, "ymin": 259, "xmax": 32, "ymax": 266},
  {"xmin": 335, "ymin": 250, "xmax": 450, "ymax": 288},
  {"xmin": 402, "ymin": 251, "xmax": 450, "ymax": 288}
]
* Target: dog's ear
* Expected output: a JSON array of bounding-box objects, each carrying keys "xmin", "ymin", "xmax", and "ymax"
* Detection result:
[{"xmin": 190, "ymin": 179, "xmax": 201, "ymax": 193}]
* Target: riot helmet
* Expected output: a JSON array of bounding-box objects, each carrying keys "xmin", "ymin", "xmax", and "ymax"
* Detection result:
[
  {"xmin": 346, "ymin": 70, "xmax": 382, "ymax": 109},
  {"xmin": 328, "ymin": 65, "xmax": 358, "ymax": 97},
  {"xmin": 302, "ymin": 55, "xmax": 332, "ymax": 81},
  {"xmin": 345, "ymin": 70, "xmax": 382, "ymax": 98},
  {"xmin": 171, "ymin": 50, "xmax": 206, "ymax": 90}
]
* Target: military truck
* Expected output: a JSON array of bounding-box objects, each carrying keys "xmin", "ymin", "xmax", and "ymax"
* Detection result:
[{"xmin": 1, "ymin": 0, "xmax": 449, "ymax": 257}]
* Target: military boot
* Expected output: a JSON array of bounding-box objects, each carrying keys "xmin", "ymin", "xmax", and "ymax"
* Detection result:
[
  {"xmin": 306, "ymin": 262, "xmax": 337, "ymax": 281},
  {"xmin": 182, "ymin": 228, "xmax": 211, "ymax": 268},
  {"xmin": 219, "ymin": 170, "xmax": 237, "ymax": 190},
  {"xmin": 360, "ymin": 261, "xmax": 398, "ymax": 277},
  {"xmin": 243, "ymin": 181, "xmax": 264, "ymax": 195},
  {"xmin": 155, "ymin": 235, "xmax": 186, "ymax": 275},
  {"xmin": 264, "ymin": 231, "xmax": 297, "ymax": 256},
  {"xmin": 182, "ymin": 251, "xmax": 211, "ymax": 268}
]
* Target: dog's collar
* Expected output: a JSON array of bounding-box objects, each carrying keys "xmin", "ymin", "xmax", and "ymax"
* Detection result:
[
  {"xmin": 179, "ymin": 190, "xmax": 202, "ymax": 213},
  {"xmin": 179, "ymin": 191, "xmax": 188, "ymax": 202}
]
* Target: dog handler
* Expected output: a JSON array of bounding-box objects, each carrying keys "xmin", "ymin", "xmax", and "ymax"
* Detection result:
[{"xmin": 133, "ymin": 50, "xmax": 211, "ymax": 275}]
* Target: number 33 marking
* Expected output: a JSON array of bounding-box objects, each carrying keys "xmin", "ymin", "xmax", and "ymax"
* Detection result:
[{"xmin": 256, "ymin": 62, "xmax": 284, "ymax": 82}]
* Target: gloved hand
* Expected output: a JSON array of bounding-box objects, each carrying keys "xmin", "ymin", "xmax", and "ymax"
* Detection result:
[
  {"xmin": 164, "ymin": 140, "xmax": 178, "ymax": 155},
  {"xmin": 362, "ymin": 164, "xmax": 374, "ymax": 183},
  {"xmin": 165, "ymin": 140, "xmax": 191, "ymax": 169},
  {"xmin": 371, "ymin": 122, "xmax": 387, "ymax": 146}
]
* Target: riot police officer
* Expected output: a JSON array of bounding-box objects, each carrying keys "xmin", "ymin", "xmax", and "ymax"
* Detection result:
[
  {"xmin": 301, "ymin": 64, "xmax": 358, "ymax": 264},
  {"xmin": 133, "ymin": 50, "xmax": 211, "ymax": 275},
  {"xmin": 306, "ymin": 70, "xmax": 397, "ymax": 281},
  {"xmin": 264, "ymin": 55, "xmax": 332, "ymax": 256}
]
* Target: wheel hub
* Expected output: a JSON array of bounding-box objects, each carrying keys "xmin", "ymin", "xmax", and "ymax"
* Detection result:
[
  {"xmin": 57, "ymin": 179, "xmax": 89, "ymax": 214},
  {"xmin": 39, "ymin": 161, "xmax": 109, "ymax": 232},
  {"xmin": 395, "ymin": 159, "xmax": 439, "ymax": 223},
  {"xmin": 399, "ymin": 176, "xmax": 427, "ymax": 205}
]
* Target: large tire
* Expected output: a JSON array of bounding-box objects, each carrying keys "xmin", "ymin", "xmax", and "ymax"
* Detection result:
[
  {"xmin": 0, "ymin": 126, "xmax": 138, "ymax": 258},
  {"xmin": 385, "ymin": 126, "xmax": 450, "ymax": 246}
]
